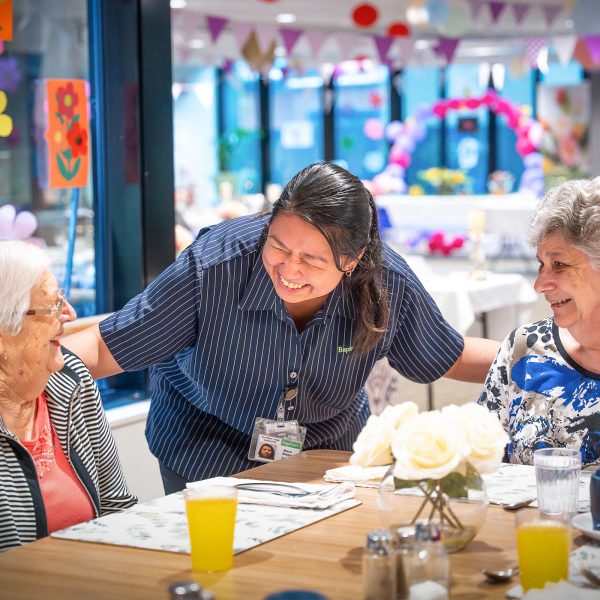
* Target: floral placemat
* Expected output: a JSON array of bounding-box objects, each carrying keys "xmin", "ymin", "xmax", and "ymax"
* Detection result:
[
  {"xmin": 482, "ymin": 464, "xmax": 591, "ymax": 512},
  {"xmin": 51, "ymin": 480, "xmax": 361, "ymax": 554}
]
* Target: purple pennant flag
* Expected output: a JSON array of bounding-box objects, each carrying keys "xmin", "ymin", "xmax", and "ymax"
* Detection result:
[
  {"xmin": 511, "ymin": 2, "xmax": 530, "ymax": 25},
  {"xmin": 542, "ymin": 4, "xmax": 563, "ymax": 28},
  {"xmin": 489, "ymin": 1, "xmax": 507, "ymax": 23},
  {"xmin": 279, "ymin": 27, "xmax": 303, "ymax": 55},
  {"xmin": 434, "ymin": 37, "xmax": 460, "ymax": 63},
  {"xmin": 468, "ymin": 0, "xmax": 486, "ymax": 21},
  {"xmin": 374, "ymin": 35, "xmax": 394, "ymax": 63},
  {"xmin": 584, "ymin": 36, "xmax": 600, "ymax": 65},
  {"xmin": 205, "ymin": 15, "xmax": 228, "ymax": 43}
]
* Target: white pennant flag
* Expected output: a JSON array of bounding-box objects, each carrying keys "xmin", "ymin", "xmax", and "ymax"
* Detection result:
[
  {"xmin": 553, "ymin": 35, "xmax": 577, "ymax": 66},
  {"xmin": 230, "ymin": 22, "xmax": 254, "ymax": 52}
]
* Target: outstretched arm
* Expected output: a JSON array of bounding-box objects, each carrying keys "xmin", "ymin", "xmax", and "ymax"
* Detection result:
[
  {"xmin": 443, "ymin": 336, "xmax": 500, "ymax": 383},
  {"xmin": 63, "ymin": 324, "xmax": 123, "ymax": 380}
]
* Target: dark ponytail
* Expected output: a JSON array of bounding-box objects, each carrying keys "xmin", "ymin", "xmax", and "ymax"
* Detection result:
[{"xmin": 263, "ymin": 162, "xmax": 390, "ymax": 354}]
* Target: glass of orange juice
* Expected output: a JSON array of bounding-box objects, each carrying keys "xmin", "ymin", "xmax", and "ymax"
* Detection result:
[
  {"xmin": 184, "ymin": 485, "xmax": 238, "ymax": 572},
  {"xmin": 516, "ymin": 510, "xmax": 570, "ymax": 592}
]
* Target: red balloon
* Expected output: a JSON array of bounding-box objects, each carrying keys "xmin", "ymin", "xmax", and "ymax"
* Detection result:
[
  {"xmin": 352, "ymin": 3, "xmax": 379, "ymax": 27},
  {"xmin": 387, "ymin": 22, "xmax": 411, "ymax": 37}
]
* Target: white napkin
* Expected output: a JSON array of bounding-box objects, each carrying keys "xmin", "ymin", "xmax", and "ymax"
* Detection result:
[
  {"xmin": 187, "ymin": 476, "xmax": 355, "ymax": 510},
  {"xmin": 323, "ymin": 464, "xmax": 388, "ymax": 487}
]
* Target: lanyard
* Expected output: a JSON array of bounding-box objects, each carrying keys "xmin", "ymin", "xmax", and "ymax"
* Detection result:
[{"xmin": 277, "ymin": 386, "xmax": 298, "ymax": 424}]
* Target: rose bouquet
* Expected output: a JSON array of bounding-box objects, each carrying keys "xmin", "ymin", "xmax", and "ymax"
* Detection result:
[{"xmin": 351, "ymin": 402, "xmax": 509, "ymax": 551}]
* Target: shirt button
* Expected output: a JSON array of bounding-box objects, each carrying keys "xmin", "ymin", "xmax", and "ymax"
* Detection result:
[{"xmin": 290, "ymin": 371, "xmax": 298, "ymax": 379}]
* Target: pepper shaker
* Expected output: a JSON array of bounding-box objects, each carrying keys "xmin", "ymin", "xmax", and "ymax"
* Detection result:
[
  {"xmin": 393, "ymin": 526, "xmax": 416, "ymax": 600},
  {"xmin": 363, "ymin": 528, "xmax": 395, "ymax": 600}
]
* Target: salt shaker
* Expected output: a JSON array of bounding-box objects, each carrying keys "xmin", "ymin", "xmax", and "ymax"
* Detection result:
[
  {"xmin": 406, "ymin": 521, "xmax": 449, "ymax": 600},
  {"xmin": 393, "ymin": 526, "xmax": 416, "ymax": 600},
  {"xmin": 363, "ymin": 528, "xmax": 395, "ymax": 600}
]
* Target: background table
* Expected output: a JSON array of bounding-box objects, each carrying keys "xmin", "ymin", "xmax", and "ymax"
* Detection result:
[{"xmin": 0, "ymin": 450, "xmax": 541, "ymax": 600}]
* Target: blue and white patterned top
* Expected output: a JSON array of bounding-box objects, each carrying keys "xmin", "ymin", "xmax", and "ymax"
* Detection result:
[
  {"xmin": 100, "ymin": 214, "xmax": 463, "ymax": 480},
  {"xmin": 478, "ymin": 317, "xmax": 600, "ymax": 468}
]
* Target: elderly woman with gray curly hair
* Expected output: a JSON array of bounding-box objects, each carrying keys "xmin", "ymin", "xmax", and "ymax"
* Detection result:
[
  {"xmin": 479, "ymin": 177, "xmax": 600, "ymax": 468},
  {"xmin": 0, "ymin": 241, "xmax": 136, "ymax": 551}
]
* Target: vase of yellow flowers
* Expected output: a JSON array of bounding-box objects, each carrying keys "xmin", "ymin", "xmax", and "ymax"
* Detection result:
[
  {"xmin": 350, "ymin": 402, "xmax": 508, "ymax": 553},
  {"xmin": 418, "ymin": 167, "xmax": 470, "ymax": 195}
]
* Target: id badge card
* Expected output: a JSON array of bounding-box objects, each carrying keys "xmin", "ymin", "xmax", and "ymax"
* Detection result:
[{"xmin": 248, "ymin": 417, "xmax": 307, "ymax": 463}]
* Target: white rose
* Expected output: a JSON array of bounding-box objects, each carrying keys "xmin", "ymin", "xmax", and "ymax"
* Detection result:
[
  {"xmin": 391, "ymin": 411, "xmax": 468, "ymax": 480},
  {"xmin": 442, "ymin": 403, "xmax": 509, "ymax": 474},
  {"xmin": 350, "ymin": 402, "xmax": 419, "ymax": 467}
]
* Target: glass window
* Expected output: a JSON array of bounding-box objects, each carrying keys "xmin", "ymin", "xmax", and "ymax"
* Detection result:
[
  {"xmin": 1, "ymin": 2, "xmax": 95, "ymax": 316},
  {"xmin": 496, "ymin": 65, "xmax": 534, "ymax": 191},
  {"xmin": 333, "ymin": 64, "xmax": 389, "ymax": 179},
  {"xmin": 445, "ymin": 64, "xmax": 488, "ymax": 194},
  {"xmin": 269, "ymin": 67, "xmax": 324, "ymax": 185},
  {"xmin": 401, "ymin": 67, "xmax": 442, "ymax": 188},
  {"xmin": 220, "ymin": 61, "xmax": 261, "ymax": 196}
]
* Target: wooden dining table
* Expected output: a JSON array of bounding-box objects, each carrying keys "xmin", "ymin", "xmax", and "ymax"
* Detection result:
[{"xmin": 0, "ymin": 450, "xmax": 573, "ymax": 600}]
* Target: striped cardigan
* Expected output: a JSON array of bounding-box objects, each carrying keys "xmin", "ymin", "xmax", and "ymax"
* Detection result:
[{"xmin": 0, "ymin": 349, "xmax": 137, "ymax": 551}]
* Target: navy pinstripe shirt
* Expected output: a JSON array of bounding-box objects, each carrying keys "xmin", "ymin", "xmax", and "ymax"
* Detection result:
[{"xmin": 100, "ymin": 215, "xmax": 464, "ymax": 480}]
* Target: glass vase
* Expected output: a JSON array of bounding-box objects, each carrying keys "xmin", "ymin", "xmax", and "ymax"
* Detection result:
[{"xmin": 376, "ymin": 463, "xmax": 488, "ymax": 553}]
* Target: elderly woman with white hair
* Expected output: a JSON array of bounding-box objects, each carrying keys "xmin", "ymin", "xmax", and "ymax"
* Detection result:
[
  {"xmin": 479, "ymin": 177, "xmax": 600, "ymax": 468},
  {"xmin": 0, "ymin": 241, "xmax": 136, "ymax": 551}
]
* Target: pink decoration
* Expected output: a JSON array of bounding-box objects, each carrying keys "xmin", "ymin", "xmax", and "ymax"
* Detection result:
[
  {"xmin": 0, "ymin": 204, "xmax": 38, "ymax": 240},
  {"xmin": 542, "ymin": 5, "xmax": 563, "ymax": 28},
  {"xmin": 389, "ymin": 146, "xmax": 411, "ymax": 169},
  {"xmin": 465, "ymin": 98, "xmax": 481, "ymax": 110},
  {"xmin": 433, "ymin": 103, "xmax": 448, "ymax": 118},
  {"xmin": 385, "ymin": 120, "xmax": 404, "ymax": 142},
  {"xmin": 516, "ymin": 137, "xmax": 535, "ymax": 156},
  {"xmin": 374, "ymin": 35, "xmax": 394, "ymax": 63},
  {"xmin": 428, "ymin": 232, "xmax": 465, "ymax": 256},
  {"xmin": 363, "ymin": 118, "xmax": 385, "ymax": 140},
  {"xmin": 433, "ymin": 38, "xmax": 460, "ymax": 63},
  {"xmin": 467, "ymin": 0, "xmax": 486, "ymax": 21},
  {"xmin": 304, "ymin": 30, "xmax": 329, "ymax": 58},
  {"xmin": 584, "ymin": 36, "xmax": 600, "ymax": 65}
]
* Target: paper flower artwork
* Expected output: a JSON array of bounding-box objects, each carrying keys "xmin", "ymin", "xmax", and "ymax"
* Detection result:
[{"xmin": 45, "ymin": 79, "xmax": 90, "ymax": 189}]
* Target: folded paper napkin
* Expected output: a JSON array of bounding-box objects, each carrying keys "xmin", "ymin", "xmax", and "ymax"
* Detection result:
[
  {"xmin": 187, "ymin": 476, "xmax": 356, "ymax": 510},
  {"xmin": 323, "ymin": 465, "xmax": 388, "ymax": 487}
]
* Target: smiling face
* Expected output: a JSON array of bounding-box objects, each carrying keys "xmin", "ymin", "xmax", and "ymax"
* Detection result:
[
  {"xmin": 1, "ymin": 270, "xmax": 76, "ymax": 387},
  {"xmin": 262, "ymin": 213, "xmax": 358, "ymax": 315},
  {"xmin": 534, "ymin": 232, "xmax": 600, "ymax": 331}
]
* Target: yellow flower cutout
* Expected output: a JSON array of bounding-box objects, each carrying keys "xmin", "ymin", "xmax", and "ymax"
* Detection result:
[{"xmin": 0, "ymin": 90, "xmax": 14, "ymax": 138}]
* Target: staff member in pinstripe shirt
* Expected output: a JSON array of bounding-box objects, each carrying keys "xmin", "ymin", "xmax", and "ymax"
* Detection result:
[
  {"xmin": 66, "ymin": 163, "xmax": 499, "ymax": 493},
  {"xmin": 0, "ymin": 241, "xmax": 136, "ymax": 551}
]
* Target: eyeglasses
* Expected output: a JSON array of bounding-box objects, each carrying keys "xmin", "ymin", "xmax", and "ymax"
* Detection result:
[{"xmin": 25, "ymin": 290, "xmax": 66, "ymax": 317}]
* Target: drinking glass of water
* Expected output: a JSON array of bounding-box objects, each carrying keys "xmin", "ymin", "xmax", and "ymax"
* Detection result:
[{"xmin": 533, "ymin": 448, "xmax": 581, "ymax": 517}]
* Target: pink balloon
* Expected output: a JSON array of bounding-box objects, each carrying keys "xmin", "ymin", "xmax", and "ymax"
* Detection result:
[
  {"xmin": 432, "ymin": 104, "xmax": 447, "ymax": 118},
  {"xmin": 389, "ymin": 146, "xmax": 411, "ymax": 169},
  {"xmin": 0, "ymin": 204, "xmax": 16, "ymax": 238},
  {"xmin": 363, "ymin": 118, "xmax": 385, "ymax": 141},
  {"xmin": 516, "ymin": 137, "xmax": 535, "ymax": 156},
  {"xmin": 13, "ymin": 211, "xmax": 37, "ymax": 239},
  {"xmin": 385, "ymin": 120, "xmax": 404, "ymax": 142},
  {"xmin": 465, "ymin": 98, "xmax": 480, "ymax": 110}
]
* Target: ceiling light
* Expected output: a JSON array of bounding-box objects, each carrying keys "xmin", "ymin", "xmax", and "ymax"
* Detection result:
[
  {"xmin": 276, "ymin": 13, "xmax": 297, "ymax": 24},
  {"xmin": 407, "ymin": 6, "xmax": 429, "ymax": 27},
  {"xmin": 170, "ymin": 0, "xmax": 187, "ymax": 9},
  {"xmin": 189, "ymin": 39, "xmax": 205, "ymax": 49},
  {"xmin": 415, "ymin": 40, "xmax": 432, "ymax": 50}
]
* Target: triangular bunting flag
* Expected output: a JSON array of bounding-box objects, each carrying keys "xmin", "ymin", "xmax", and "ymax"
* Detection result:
[
  {"xmin": 511, "ymin": 2, "xmax": 530, "ymax": 25},
  {"xmin": 541, "ymin": 4, "xmax": 562, "ymax": 28},
  {"xmin": 230, "ymin": 21, "xmax": 254, "ymax": 52},
  {"xmin": 335, "ymin": 32, "xmax": 362, "ymax": 61},
  {"xmin": 254, "ymin": 24, "xmax": 278, "ymax": 55},
  {"xmin": 374, "ymin": 35, "xmax": 394, "ymax": 63},
  {"xmin": 523, "ymin": 37, "xmax": 548, "ymax": 65},
  {"xmin": 433, "ymin": 37, "xmax": 460, "ymax": 63},
  {"xmin": 468, "ymin": 0, "xmax": 486, "ymax": 21},
  {"xmin": 584, "ymin": 35, "xmax": 600, "ymax": 64},
  {"xmin": 205, "ymin": 15, "xmax": 228, "ymax": 43},
  {"xmin": 489, "ymin": 1, "xmax": 507, "ymax": 23},
  {"xmin": 392, "ymin": 37, "xmax": 415, "ymax": 65},
  {"xmin": 552, "ymin": 35, "xmax": 577, "ymax": 65},
  {"xmin": 279, "ymin": 27, "xmax": 303, "ymax": 55},
  {"xmin": 304, "ymin": 30, "xmax": 329, "ymax": 59}
]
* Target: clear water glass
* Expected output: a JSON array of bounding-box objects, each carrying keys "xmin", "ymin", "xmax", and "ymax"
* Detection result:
[{"xmin": 533, "ymin": 448, "xmax": 581, "ymax": 517}]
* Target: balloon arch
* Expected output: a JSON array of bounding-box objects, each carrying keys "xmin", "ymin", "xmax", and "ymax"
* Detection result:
[{"xmin": 368, "ymin": 90, "xmax": 544, "ymax": 198}]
